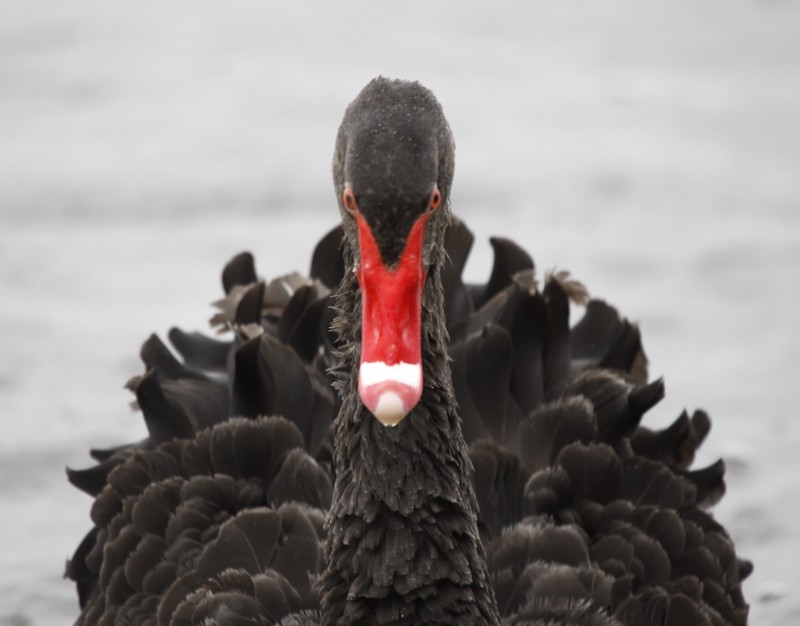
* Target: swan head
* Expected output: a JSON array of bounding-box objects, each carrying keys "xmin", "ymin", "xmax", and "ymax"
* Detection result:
[{"xmin": 333, "ymin": 77, "xmax": 454, "ymax": 426}]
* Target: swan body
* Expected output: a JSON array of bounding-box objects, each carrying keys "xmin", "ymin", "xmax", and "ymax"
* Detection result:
[{"xmin": 66, "ymin": 78, "xmax": 749, "ymax": 625}]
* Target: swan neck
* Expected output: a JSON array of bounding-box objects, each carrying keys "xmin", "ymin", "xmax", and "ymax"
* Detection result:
[{"xmin": 320, "ymin": 247, "xmax": 500, "ymax": 624}]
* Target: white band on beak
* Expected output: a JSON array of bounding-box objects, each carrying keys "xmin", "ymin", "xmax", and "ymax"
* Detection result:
[{"xmin": 359, "ymin": 361, "xmax": 423, "ymax": 426}]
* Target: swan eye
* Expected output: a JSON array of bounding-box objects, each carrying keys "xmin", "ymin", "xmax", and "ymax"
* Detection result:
[
  {"xmin": 428, "ymin": 186, "xmax": 442, "ymax": 212},
  {"xmin": 343, "ymin": 188, "xmax": 358, "ymax": 214}
]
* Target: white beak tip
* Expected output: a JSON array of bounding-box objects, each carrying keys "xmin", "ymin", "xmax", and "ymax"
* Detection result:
[
  {"xmin": 358, "ymin": 361, "xmax": 422, "ymax": 426},
  {"xmin": 371, "ymin": 391, "xmax": 409, "ymax": 427}
]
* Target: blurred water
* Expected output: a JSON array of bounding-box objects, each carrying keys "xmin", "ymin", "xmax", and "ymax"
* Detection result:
[{"xmin": 1, "ymin": 1, "xmax": 799, "ymax": 623}]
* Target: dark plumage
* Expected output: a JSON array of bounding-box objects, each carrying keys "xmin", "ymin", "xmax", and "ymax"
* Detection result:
[{"xmin": 66, "ymin": 78, "xmax": 749, "ymax": 625}]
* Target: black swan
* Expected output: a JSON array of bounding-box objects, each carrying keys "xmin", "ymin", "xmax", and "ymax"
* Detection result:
[{"xmin": 66, "ymin": 77, "xmax": 750, "ymax": 625}]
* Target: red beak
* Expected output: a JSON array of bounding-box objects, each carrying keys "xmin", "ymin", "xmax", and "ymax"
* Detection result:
[{"xmin": 354, "ymin": 211, "xmax": 430, "ymax": 426}]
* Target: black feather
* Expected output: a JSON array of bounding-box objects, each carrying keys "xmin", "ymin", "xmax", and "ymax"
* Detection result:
[{"xmin": 222, "ymin": 251, "xmax": 258, "ymax": 294}]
